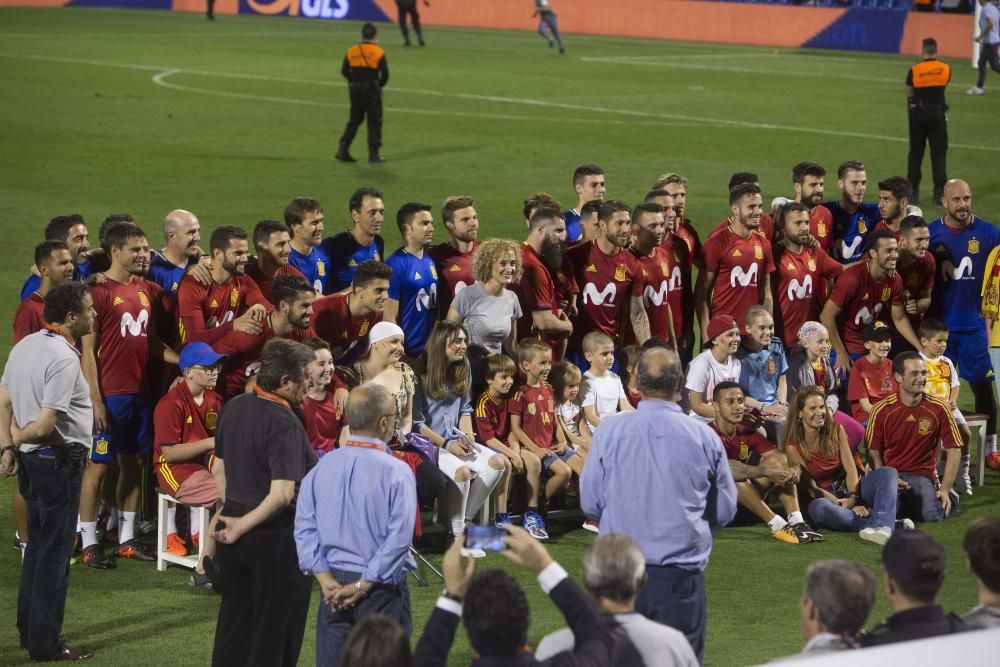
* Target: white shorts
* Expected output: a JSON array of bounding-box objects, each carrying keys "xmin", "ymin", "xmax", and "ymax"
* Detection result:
[{"xmin": 952, "ymin": 406, "xmax": 967, "ymax": 426}]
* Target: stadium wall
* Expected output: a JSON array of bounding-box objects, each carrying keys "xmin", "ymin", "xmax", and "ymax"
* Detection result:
[{"xmin": 0, "ymin": 0, "xmax": 974, "ymax": 58}]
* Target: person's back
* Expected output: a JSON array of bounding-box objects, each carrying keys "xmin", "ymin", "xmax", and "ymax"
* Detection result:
[{"xmin": 962, "ymin": 517, "xmax": 1000, "ymax": 629}]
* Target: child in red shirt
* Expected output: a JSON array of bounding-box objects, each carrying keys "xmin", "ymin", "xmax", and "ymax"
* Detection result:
[
  {"xmin": 301, "ymin": 338, "xmax": 349, "ymax": 456},
  {"xmin": 847, "ymin": 321, "xmax": 897, "ymax": 424}
]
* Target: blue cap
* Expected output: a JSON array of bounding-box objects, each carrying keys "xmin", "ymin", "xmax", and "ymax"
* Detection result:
[{"xmin": 178, "ymin": 342, "xmax": 227, "ymax": 371}]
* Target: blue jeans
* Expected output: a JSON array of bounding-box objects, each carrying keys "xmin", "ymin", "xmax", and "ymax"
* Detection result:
[
  {"xmin": 807, "ymin": 467, "xmax": 899, "ymax": 532},
  {"xmin": 17, "ymin": 446, "xmax": 86, "ymax": 658},
  {"xmin": 977, "ymin": 42, "xmax": 1000, "ymax": 89},
  {"xmin": 315, "ymin": 568, "xmax": 412, "ymax": 667},
  {"xmin": 538, "ymin": 13, "xmax": 563, "ymax": 48},
  {"xmin": 636, "ymin": 565, "xmax": 706, "ymax": 664},
  {"xmin": 898, "ymin": 472, "xmax": 956, "ymax": 522}
]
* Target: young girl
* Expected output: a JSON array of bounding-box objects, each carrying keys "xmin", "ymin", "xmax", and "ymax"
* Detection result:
[
  {"xmin": 550, "ymin": 361, "xmax": 591, "ymax": 454},
  {"xmin": 300, "ymin": 338, "xmax": 347, "ymax": 457}
]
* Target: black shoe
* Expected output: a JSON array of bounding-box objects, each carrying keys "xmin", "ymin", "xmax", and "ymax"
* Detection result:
[
  {"xmin": 790, "ymin": 522, "xmax": 824, "ymax": 543},
  {"xmin": 81, "ymin": 545, "xmax": 116, "ymax": 570},
  {"xmin": 368, "ymin": 154, "xmax": 385, "ymax": 164},
  {"xmin": 403, "ymin": 41, "xmax": 412, "ymax": 47},
  {"xmin": 116, "ymin": 538, "xmax": 155, "ymax": 562},
  {"xmin": 203, "ymin": 555, "xmax": 226, "ymax": 592},
  {"xmin": 31, "ymin": 643, "xmax": 92, "ymax": 661},
  {"xmin": 335, "ymin": 151, "xmax": 356, "ymax": 163}
]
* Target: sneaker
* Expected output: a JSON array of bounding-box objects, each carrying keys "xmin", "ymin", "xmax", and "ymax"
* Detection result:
[
  {"xmin": 967, "ymin": 86, "xmax": 985, "ymax": 96},
  {"xmin": 790, "ymin": 522, "xmax": 824, "ymax": 543},
  {"xmin": 956, "ymin": 470, "xmax": 973, "ymax": 496},
  {"xmin": 771, "ymin": 525, "xmax": 800, "ymax": 544},
  {"xmin": 166, "ymin": 532, "xmax": 188, "ymax": 557},
  {"xmin": 859, "ymin": 527, "xmax": 892, "ymax": 546},
  {"xmin": 494, "ymin": 512, "xmax": 512, "ymax": 528},
  {"xmin": 523, "ymin": 510, "xmax": 549, "ymax": 540},
  {"xmin": 460, "ymin": 547, "xmax": 487, "ymax": 559},
  {"xmin": 13, "ymin": 531, "xmax": 25, "ymax": 551},
  {"xmin": 895, "ymin": 518, "xmax": 916, "ymax": 531},
  {"xmin": 582, "ymin": 519, "xmax": 599, "ymax": 533},
  {"xmin": 81, "ymin": 545, "xmax": 116, "ymax": 570},
  {"xmin": 116, "ymin": 539, "xmax": 155, "ymax": 562}
]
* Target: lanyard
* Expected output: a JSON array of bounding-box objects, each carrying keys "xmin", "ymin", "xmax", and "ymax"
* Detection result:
[
  {"xmin": 345, "ymin": 440, "xmax": 389, "ymax": 454},
  {"xmin": 43, "ymin": 323, "xmax": 76, "ymax": 348}
]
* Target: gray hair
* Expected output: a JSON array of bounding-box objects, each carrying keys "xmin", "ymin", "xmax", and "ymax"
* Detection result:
[
  {"xmin": 256, "ymin": 338, "xmax": 314, "ymax": 392},
  {"xmin": 636, "ymin": 347, "xmax": 682, "ymax": 400},
  {"xmin": 581, "ymin": 534, "xmax": 646, "ymax": 604},
  {"xmin": 345, "ymin": 383, "xmax": 395, "ymax": 433},
  {"xmin": 803, "ymin": 560, "xmax": 876, "ymax": 637}
]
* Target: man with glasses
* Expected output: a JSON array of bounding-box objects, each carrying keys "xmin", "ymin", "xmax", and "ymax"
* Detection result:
[
  {"xmin": 295, "ymin": 383, "xmax": 417, "ymax": 666},
  {"xmin": 153, "ymin": 342, "xmax": 226, "ymax": 587}
]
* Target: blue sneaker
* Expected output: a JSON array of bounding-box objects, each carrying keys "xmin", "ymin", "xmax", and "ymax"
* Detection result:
[
  {"xmin": 523, "ymin": 510, "xmax": 549, "ymax": 540},
  {"xmin": 494, "ymin": 512, "xmax": 512, "ymax": 528}
]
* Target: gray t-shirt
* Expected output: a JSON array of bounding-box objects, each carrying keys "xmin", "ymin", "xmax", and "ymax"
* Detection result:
[
  {"xmin": 964, "ymin": 604, "xmax": 1000, "ymax": 629},
  {"xmin": 450, "ymin": 281, "xmax": 523, "ymax": 355},
  {"xmin": 1, "ymin": 329, "xmax": 93, "ymax": 452},
  {"xmin": 535, "ymin": 611, "xmax": 699, "ymax": 666}
]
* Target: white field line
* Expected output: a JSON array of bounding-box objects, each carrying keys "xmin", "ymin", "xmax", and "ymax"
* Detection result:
[{"xmin": 2, "ymin": 52, "xmax": 998, "ymax": 152}]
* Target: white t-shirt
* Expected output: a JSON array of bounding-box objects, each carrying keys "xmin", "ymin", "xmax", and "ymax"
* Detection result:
[
  {"xmin": 981, "ymin": 3, "xmax": 1000, "ymax": 45},
  {"xmin": 685, "ymin": 351, "xmax": 741, "ymax": 423},
  {"xmin": 556, "ymin": 401, "xmax": 582, "ymax": 438},
  {"xmin": 582, "ymin": 370, "xmax": 627, "ymax": 420}
]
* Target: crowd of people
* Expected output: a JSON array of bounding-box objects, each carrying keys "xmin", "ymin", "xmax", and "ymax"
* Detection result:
[{"xmin": 2, "ymin": 161, "xmax": 1000, "ymax": 663}]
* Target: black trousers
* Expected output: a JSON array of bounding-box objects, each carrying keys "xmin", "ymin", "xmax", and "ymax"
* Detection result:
[
  {"xmin": 397, "ymin": 1, "xmax": 423, "ymax": 43},
  {"xmin": 17, "ymin": 446, "xmax": 86, "ymax": 659},
  {"xmin": 212, "ymin": 520, "xmax": 313, "ymax": 667},
  {"xmin": 339, "ymin": 83, "xmax": 382, "ymax": 156},
  {"xmin": 907, "ymin": 105, "xmax": 947, "ymax": 204}
]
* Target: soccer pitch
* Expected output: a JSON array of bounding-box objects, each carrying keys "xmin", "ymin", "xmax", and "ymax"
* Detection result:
[{"xmin": 0, "ymin": 6, "xmax": 998, "ymax": 665}]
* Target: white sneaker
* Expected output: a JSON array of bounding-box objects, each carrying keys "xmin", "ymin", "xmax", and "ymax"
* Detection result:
[
  {"xmin": 460, "ymin": 547, "xmax": 487, "ymax": 559},
  {"xmin": 967, "ymin": 86, "xmax": 985, "ymax": 96},
  {"xmin": 859, "ymin": 527, "xmax": 892, "ymax": 546},
  {"xmin": 956, "ymin": 471, "xmax": 974, "ymax": 496}
]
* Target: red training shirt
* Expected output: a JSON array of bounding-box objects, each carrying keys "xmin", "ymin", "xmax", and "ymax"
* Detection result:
[
  {"xmin": 91, "ymin": 277, "xmax": 165, "ymax": 395},
  {"xmin": 700, "ymin": 227, "xmax": 775, "ymax": 327},
  {"xmin": 509, "ymin": 382, "xmax": 556, "ymax": 449},
  {"xmin": 566, "ymin": 240, "xmax": 642, "ymax": 348},
  {"xmin": 828, "ymin": 262, "xmax": 903, "ymax": 355},
  {"xmin": 626, "ymin": 245, "xmax": 679, "ymax": 345},
  {"xmin": 153, "ymin": 380, "xmax": 223, "ymax": 493},
  {"xmin": 847, "ymin": 355, "xmax": 897, "ymax": 422},
  {"xmin": 13, "ymin": 292, "xmax": 45, "ymax": 344},
  {"xmin": 708, "ymin": 422, "xmax": 775, "ymax": 463},
  {"xmin": 302, "ymin": 390, "xmax": 347, "ymax": 455},
  {"xmin": 311, "ymin": 292, "xmax": 382, "ymax": 362},
  {"xmin": 177, "ymin": 274, "xmax": 270, "ymax": 346},
  {"xmin": 866, "ymin": 392, "xmax": 961, "ymax": 479},
  {"xmin": 475, "ymin": 390, "xmax": 511, "ymax": 445},
  {"xmin": 428, "ymin": 241, "xmax": 478, "ymax": 317},
  {"xmin": 809, "ymin": 205, "xmax": 834, "ymax": 254},
  {"xmin": 514, "ymin": 243, "xmax": 566, "ymax": 353},
  {"xmin": 772, "ymin": 244, "xmax": 843, "ymax": 346},
  {"xmin": 245, "ymin": 261, "xmax": 305, "ymax": 306}
]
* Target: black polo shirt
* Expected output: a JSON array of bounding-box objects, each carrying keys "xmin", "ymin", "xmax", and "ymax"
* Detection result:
[
  {"xmin": 215, "ymin": 388, "xmax": 317, "ymax": 523},
  {"xmin": 860, "ymin": 605, "xmax": 965, "ymax": 647}
]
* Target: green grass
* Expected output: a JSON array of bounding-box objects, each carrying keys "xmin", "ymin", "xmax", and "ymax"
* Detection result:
[{"xmin": 0, "ymin": 6, "xmax": 999, "ymax": 665}]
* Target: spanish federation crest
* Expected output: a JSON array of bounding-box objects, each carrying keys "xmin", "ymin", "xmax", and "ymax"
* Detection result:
[
  {"xmin": 754, "ymin": 244, "xmax": 764, "ymax": 260},
  {"xmin": 917, "ymin": 417, "xmax": 932, "ymax": 436},
  {"xmin": 528, "ymin": 403, "xmax": 537, "ymax": 415},
  {"xmin": 739, "ymin": 442, "xmax": 749, "ymax": 460},
  {"xmin": 317, "ymin": 260, "xmax": 326, "ymax": 277},
  {"xmin": 968, "ymin": 239, "xmax": 980, "ymax": 255},
  {"xmin": 229, "ymin": 288, "xmax": 239, "ymax": 308},
  {"xmin": 881, "ymin": 287, "xmax": 892, "ymax": 302},
  {"xmin": 614, "ymin": 265, "xmax": 627, "ymax": 282},
  {"xmin": 359, "ymin": 320, "xmax": 370, "ymax": 337},
  {"xmin": 205, "ymin": 412, "xmax": 218, "ymax": 431},
  {"xmin": 817, "ymin": 223, "xmax": 827, "ymax": 238},
  {"xmin": 138, "ymin": 291, "xmax": 150, "ymax": 308},
  {"xmin": 807, "ymin": 258, "xmax": 816, "ymax": 272},
  {"xmin": 767, "ymin": 357, "xmax": 777, "ymax": 375}
]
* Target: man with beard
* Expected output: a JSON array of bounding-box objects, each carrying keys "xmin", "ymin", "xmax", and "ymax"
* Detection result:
[
  {"xmin": 514, "ymin": 207, "xmax": 573, "ymax": 357},
  {"xmin": 149, "ymin": 209, "xmax": 203, "ymax": 296},
  {"xmin": 652, "ymin": 173, "xmax": 702, "ymax": 263},
  {"xmin": 177, "ymin": 225, "xmax": 271, "ymax": 346},
  {"xmin": 645, "ymin": 189, "xmax": 695, "ymax": 364},
  {"xmin": 875, "ymin": 177, "xmax": 914, "ymax": 238},
  {"xmin": 285, "ymin": 197, "xmax": 330, "ymax": 294},
  {"xmin": 429, "ymin": 195, "xmax": 479, "ymax": 317},
  {"xmin": 625, "ymin": 202, "xmax": 676, "ymax": 348},
  {"xmin": 14, "ymin": 241, "xmax": 76, "ymax": 343},
  {"xmin": 709, "ymin": 173, "xmax": 775, "ymax": 241},
  {"xmin": 312, "ymin": 260, "xmax": 389, "ymax": 363},
  {"xmin": 825, "ymin": 161, "xmax": 882, "ymax": 265},
  {"xmin": 522, "ymin": 192, "xmax": 579, "ymax": 322},
  {"xmin": 385, "ymin": 202, "xmax": 438, "ymax": 358},
  {"xmin": 321, "ymin": 187, "xmax": 386, "ymax": 294},
  {"xmin": 794, "ymin": 161, "xmax": 834, "ymax": 253},
  {"xmin": 895, "ymin": 215, "xmax": 936, "ymax": 349},
  {"xmin": 695, "ymin": 183, "xmax": 774, "ymax": 341},
  {"xmin": 772, "ymin": 202, "xmax": 843, "ymax": 347},
  {"xmin": 246, "ymin": 220, "xmax": 305, "ymax": 305},
  {"xmin": 821, "ymin": 231, "xmax": 923, "ymax": 376},
  {"xmin": 562, "ymin": 164, "xmax": 605, "ymax": 243},
  {"xmin": 20, "ymin": 214, "xmax": 92, "ymax": 301},
  {"xmin": 80, "ymin": 223, "xmax": 179, "ymax": 568},
  {"xmin": 928, "ymin": 178, "xmax": 1000, "ymax": 460},
  {"xmin": 566, "ymin": 200, "xmax": 649, "ymax": 369}
]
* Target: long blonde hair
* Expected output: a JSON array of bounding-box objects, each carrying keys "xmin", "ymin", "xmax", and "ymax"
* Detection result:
[{"xmin": 783, "ymin": 386, "xmax": 839, "ymax": 458}]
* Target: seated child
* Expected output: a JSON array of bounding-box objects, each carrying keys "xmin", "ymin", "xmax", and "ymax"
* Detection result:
[
  {"xmin": 550, "ymin": 361, "xmax": 591, "ymax": 454},
  {"xmin": 846, "ymin": 321, "xmax": 896, "ymax": 425}
]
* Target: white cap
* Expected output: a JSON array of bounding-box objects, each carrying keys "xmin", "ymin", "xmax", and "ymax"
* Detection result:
[{"xmin": 368, "ymin": 321, "xmax": 405, "ymax": 348}]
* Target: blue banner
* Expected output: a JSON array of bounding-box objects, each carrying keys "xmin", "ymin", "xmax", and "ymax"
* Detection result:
[
  {"xmin": 803, "ymin": 7, "xmax": 909, "ymax": 54},
  {"xmin": 238, "ymin": 0, "xmax": 390, "ymax": 22}
]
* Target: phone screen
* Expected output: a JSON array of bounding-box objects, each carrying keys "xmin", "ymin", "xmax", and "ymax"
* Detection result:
[{"xmin": 464, "ymin": 525, "xmax": 507, "ymax": 552}]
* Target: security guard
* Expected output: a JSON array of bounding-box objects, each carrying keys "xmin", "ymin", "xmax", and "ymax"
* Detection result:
[
  {"xmin": 906, "ymin": 37, "xmax": 950, "ymax": 205},
  {"xmin": 337, "ymin": 22, "xmax": 389, "ymax": 164}
]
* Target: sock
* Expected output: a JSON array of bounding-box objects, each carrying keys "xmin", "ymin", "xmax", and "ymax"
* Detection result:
[
  {"xmin": 767, "ymin": 515, "xmax": 788, "ymax": 532},
  {"xmin": 190, "ymin": 507, "xmax": 203, "ymax": 539},
  {"xmin": 988, "ymin": 434, "xmax": 997, "ymax": 454},
  {"xmin": 465, "ymin": 465, "xmax": 505, "ymax": 522},
  {"xmin": 80, "ymin": 521, "xmax": 99, "ymax": 549},
  {"xmin": 788, "ymin": 511, "xmax": 805, "ymax": 525},
  {"xmin": 119, "ymin": 510, "xmax": 137, "ymax": 544},
  {"xmin": 166, "ymin": 506, "xmax": 178, "ymax": 535},
  {"xmin": 106, "ymin": 506, "xmax": 119, "ymax": 532}
]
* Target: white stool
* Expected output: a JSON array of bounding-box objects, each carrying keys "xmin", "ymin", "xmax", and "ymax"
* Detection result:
[
  {"xmin": 156, "ymin": 492, "xmax": 209, "ymax": 572},
  {"xmin": 962, "ymin": 411, "xmax": 989, "ymax": 488}
]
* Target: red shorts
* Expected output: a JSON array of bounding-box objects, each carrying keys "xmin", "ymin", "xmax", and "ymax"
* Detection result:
[{"xmin": 174, "ymin": 470, "xmax": 221, "ymax": 507}]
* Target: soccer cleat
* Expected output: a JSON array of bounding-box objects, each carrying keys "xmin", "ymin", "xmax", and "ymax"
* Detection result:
[
  {"xmin": 988, "ymin": 451, "xmax": 1000, "ymax": 471},
  {"xmin": 790, "ymin": 522, "xmax": 824, "ymax": 543},
  {"xmin": 166, "ymin": 532, "xmax": 188, "ymax": 557},
  {"xmin": 582, "ymin": 519, "xmax": 599, "ymax": 533},
  {"xmin": 967, "ymin": 86, "xmax": 985, "ymax": 96},
  {"xmin": 523, "ymin": 510, "xmax": 549, "ymax": 540},
  {"xmin": 859, "ymin": 527, "xmax": 892, "ymax": 546},
  {"xmin": 81, "ymin": 545, "xmax": 116, "ymax": 570},
  {"xmin": 771, "ymin": 525, "xmax": 801, "ymax": 544},
  {"xmin": 116, "ymin": 539, "xmax": 155, "ymax": 562},
  {"xmin": 494, "ymin": 512, "xmax": 512, "ymax": 528}
]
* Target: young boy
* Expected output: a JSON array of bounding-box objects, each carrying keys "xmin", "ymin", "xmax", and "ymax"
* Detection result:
[
  {"xmin": 919, "ymin": 318, "xmax": 974, "ymax": 495},
  {"xmin": 509, "ymin": 339, "xmax": 584, "ymax": 539},
  {"xmin": 737, "ymin": 306, "xmax": 789, "ymax": 440},
  {"xmin": 474, "ymin": 353, "xmax": 544, "ymax": 532},
  {"xmin": 847, "ymin": 321, "xmax": 897, "ymax": 424},
  {"xmin": 581, "ymin": 331, "xmax": 633, "ymax": 429}
]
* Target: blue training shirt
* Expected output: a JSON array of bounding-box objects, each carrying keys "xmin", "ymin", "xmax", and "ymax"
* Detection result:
[
  {"xmin": 320, "ymin": 232, "xmax": 385, "ymax": 294},
  {"xmin": 20, "ymin": 260, "xmax": 92, "ymax": 301},
  {"xmin": 288, "ymin": 244, "xmax": 331, "ymax": 294},
  {"xmin": 928, "ymin": 215, "xmax": 1000, "ymax": 332},
  {"xmin": 147, "ymin": 252, "xmax": 194, "ymax": 295},
  {"xmin": 385, "ymin": 248, "xmax": 438, "ymax": 357},
  {"xmin": 824, "ymin": 200, "xmax": 881, "ymax": 264},
  {"xmin": 562, "ymin": 208, "xmax": 581, "ymax": 243}
]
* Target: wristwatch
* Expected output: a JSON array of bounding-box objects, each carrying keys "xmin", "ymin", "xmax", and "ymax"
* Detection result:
[{"xmin": 441, "ymin": 588, "xmax": 463, "ymax": 603}]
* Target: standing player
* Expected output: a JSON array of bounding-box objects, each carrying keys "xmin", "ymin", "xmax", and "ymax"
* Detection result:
[
  {"xmin": 14, "ymin": 241, "xmax": 75, "ymax": 343},
  {"xmin": 79, "ymin": 223, "xmax": 178, "ymax": 568},
  {"xmin": 395, "ymin": 0, "xmax": 428, "ymax": 46},
  {"xmin": 874, "ymin": 177, "xmax": 914, "ymax": 238},
  {"xmin": 928, "ymin": 178, "xmax": 1000, "ymax": 457},
  {"xmin": 895, "ymin": 215, "xmax": 936, "ymax": 349},
  {"xmin": 149, "ymin": 209, "xmax": 203, "ymax": 296},
  {"xmin": 321, "ymin": 187, "xmax": 386, "ymax": 293},
  {"xmin": 514, "ymin": 207, "xmax": 574, "ymax": 356},
  {"xmin": 312, "ymin": 260, "xmax": 389, "ymax": 363},
  {"xmin": 906, "ymin": 38, "xmax": 950, "ymax": 204},
  {"xmin": 695, "ymin": 183, "xmax": 774, "ymax": 341},
  {"xmin": 793, "ymin": 162, "xmax": 834, "ymax": 253},
  {"xmin": 645, "ymin": 189, "xmax": 695, "ymax": 364},
  {"xmin": 428, "ymin": 195, "xmax": 480, "ymax": 316},
  {"xmin": 772, "ymin": 202, "xmax": 843, "ymax": 348},
  {"xmin": 384, "ymin": 202, "xmax": 438, "ymax": 358},
  {"xmin": 626, "ymin": 202, "xmax": 677, "ymax": 348},
  {"xmin": 652, "ymin": 173, "xmax": 702, "ymax": 263},
  {"xmin": 245, "ymin": 219, "xmax": 304, "ymax": 304},
  {"xmin": 825, "ymin": 161, "xmax": 882, "ymax": 264},
  {"xmin": 522, "ymin": 192, "xmax": 579, "ymax": 327},
  {"xmin": 532, "ymin": 0, "xmax": 565, "ymax": 53},
  {"xmin": 177, "ymin": 225, "xmax": 270, "ymax": 346},
  {"xmin": 566, "ymin": 200, "xmax": 649, "ymax": 368},
  {"xmin": 20, "ymin": 215, "xmax": 91, "ymax": 301},
  {"xmin": 285, "ymin": 196, "xmax": 330, "ymax": 294},
  {"xmin": 562, "ymin": 164, "xmax": 605, "ymax": 243},
  {"xmin": 709, "ymin": 173, "xmax": 775, "ymax": 241}
]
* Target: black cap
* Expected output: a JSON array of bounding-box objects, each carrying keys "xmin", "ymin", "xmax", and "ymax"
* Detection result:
[
  {"xmin": 882, "ymin": 529, "xmax": 946, "ymax": 594},
  {"xmin": 863, "ymin": 320, "xmax": 892, "ymax": 343}
]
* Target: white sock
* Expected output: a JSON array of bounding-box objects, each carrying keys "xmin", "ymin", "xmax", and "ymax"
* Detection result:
[
  {"xmin": 119, "ymin": 510, "xmax": 137, "ymax": 544},
  {"xmin": 988, "ymin": 434, "xmax": 997, "ymax": 454},
  {"xmin": 80, "ymin": 521, "xmax": 99, "ymax": 549},
  {"xmin": 767, "ymin": 515, "xmax": 787, "ymax": 532},
  {"xmin": 788, "ymin": 511, "xmax": 805, "ymax": 525},
  {"xmin": 190, "ymin": 507, "xmax": 203, "ymax": 539},
  {"xmin": 465, "ymin": 465, "xmax": 505, "ymax": 522},
  {"xmin": 106, "ymin": 505, "xmax": 119, "ymax": 531},
  {"xmin": 166, "ymin": 506, "xmax": 178, "ymax": 535}
]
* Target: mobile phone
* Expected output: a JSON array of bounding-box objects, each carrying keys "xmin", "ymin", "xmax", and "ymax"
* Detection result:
[{"xmin": 464, "ymin": 525, "xmax": 507, "ymax": 552}]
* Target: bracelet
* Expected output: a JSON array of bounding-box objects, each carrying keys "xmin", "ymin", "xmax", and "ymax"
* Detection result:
[
  {"xmin": 354, "ymin": 581, "xmax": 367, "ymax": 596},
  {"xmin": 441, "ymin": 588, "xmax": 463, "ymax": 603}
]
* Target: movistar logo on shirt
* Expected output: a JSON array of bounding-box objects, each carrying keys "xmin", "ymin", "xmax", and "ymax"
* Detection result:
[
  {"xmin": 942, "ymin": 256, "xmax": 974, "ymax": 281},
  {"xmin": 583, "ymin": 282, "xmax": 617, "ymax": 306},
  {"xmin": 730, "ymin": 264, "xmax": 758, "ymax": 287},
  {"xmin": 787, "ymin": 275, "xmax": 813, "ymax": 301}
]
